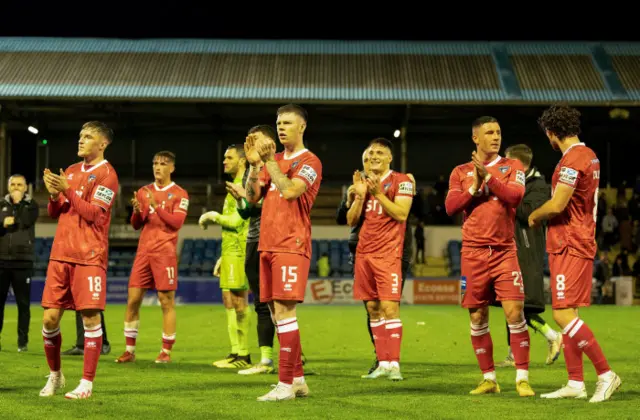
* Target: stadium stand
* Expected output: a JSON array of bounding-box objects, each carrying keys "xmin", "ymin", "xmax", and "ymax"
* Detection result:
[{"xmin": 34, "ymin": 237, "xmax": 361, "ymax": 279}]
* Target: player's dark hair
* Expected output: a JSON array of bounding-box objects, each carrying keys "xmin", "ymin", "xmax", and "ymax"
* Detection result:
[
  {"xmin": 472, "ymin": 116, "xmax": 499, "ymax": 131},
  {"xmin": 277, "ymin": 104, "xmax": 308, "ymax": 123},
  {"xmin": 505, "ymin": 144, "xmax": 533, "ymax": 168},
  {"xmin": 154, "ymin": 151, "xmax": 176, "ymax": 163},
  {"xmin": 82, "ymin": 121, "xmax": 114, "ymax": 144},
  {"xmin": 538, "ymin": 104, "xmax": 581, "ymax": 140},
  {"xmin": 368, "ymin": 137, "xmax": 394, "ymax": 155},
  {"xmin": 248, "ymin": 125, "xmax": 277, "ymax": 142},
  {"xmin": 226, "ymin": 144, "xmax": 246, "ymax": 159}
]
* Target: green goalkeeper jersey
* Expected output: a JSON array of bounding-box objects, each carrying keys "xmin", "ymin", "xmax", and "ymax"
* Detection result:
[{"xmin": 218, "ymin": 174, "xmax": 249, "ymax": 258}]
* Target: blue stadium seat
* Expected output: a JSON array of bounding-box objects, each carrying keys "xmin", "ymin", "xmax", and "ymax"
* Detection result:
[
  {"xmin": 318, "ymin": 240, "xmax": 329, "ymax": 256},
  {"xmin": 194, "ymin": 239, "xmax": 206, "ymax": 249},
  {"xmin": 204, "ymin": 249, "xmax": 215, "ymax": 259},
  {"xmin": 341, "ymin": 263, "xmax": 352, "ymax": 276}
]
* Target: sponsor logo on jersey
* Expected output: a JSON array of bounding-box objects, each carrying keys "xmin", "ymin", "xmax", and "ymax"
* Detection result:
[
  {"xmin": 515, "ymin": 170, "xmax": 526, "ymax": 186},
  {"xmin": 297, "ymin": 164, "xmax": 318, "ymax": 185},
  {"xmin": 93, "ymin": 185, "xmax": 115, "ymax": 206},
  {"xmin": 559, "ymin": 166, "xmax": 578, "ymax": 186},
  {"xmin": 398, "ymin": 181, "xmax": 414, "ymax": 195},
  {"xmin": 499, "ymin": 166, "xmax": 509, "ymax": 174},
  {"xmin": 179, "ymin": 198, "xmax": 189, "ymax": 211}
]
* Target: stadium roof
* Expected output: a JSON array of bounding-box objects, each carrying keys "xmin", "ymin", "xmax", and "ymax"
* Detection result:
[{"xmin": 1, "ymin": 38, "xmax": 639, "ymax": 105}]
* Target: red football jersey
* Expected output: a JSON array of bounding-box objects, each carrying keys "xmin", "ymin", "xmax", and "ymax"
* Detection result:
[
  {"xmin": 258, "ymin": 149, "xmax": 322, "ymax": 259},
  {"xmin": 133, "ymin": 182, "xmax": 189, "ymax": 255},
  {"xmin": 447, "ymin": 156, "xmax": 525, "ymax": 248},
  {"xmin": 547, "ymin": 143, "xmax": 600, "ymax": 259},
  {"xmin": 49, "ymin": 160, "xmax": 119, "ymax": 269},
  {"xmin": 357, "ymin": 171, "xmax": 414, "ymax": 257}
]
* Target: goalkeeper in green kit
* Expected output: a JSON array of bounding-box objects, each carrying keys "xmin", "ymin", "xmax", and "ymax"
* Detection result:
[{"xmin": 199, "ymin": 144, "xmax": 252, "ymax": 369}]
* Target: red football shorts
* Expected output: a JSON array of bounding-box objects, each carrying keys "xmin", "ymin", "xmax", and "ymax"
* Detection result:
[
  {"xmin": 42, "ymin": 260, "xmax": 107, "ymax": 311},
  {"xmin": 461, "ymin": 246, "xmax": 524, "ymax": 308},
  {"xmin": 549, "ymin": 248, "xmax": 593, "ymax": 309},
  {"xmin": 259, "ymin": 251, "xmax": 310, "ymax": 303},
  {"xmin": 129, "ymin": 253, "xmax": 178, "ymax": 291},
  {"xmin": 354, "ymin": 253, "xmax": 403, "ymax": 302}
]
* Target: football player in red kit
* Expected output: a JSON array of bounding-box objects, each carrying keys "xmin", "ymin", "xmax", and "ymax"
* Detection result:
[
  {"xmin": 245, "ymin": 104, "xmax": 322, "ymax": 401},
  {"xmin": 40, "ymin": 121, "xmax": 119, "ymax": 399},
  {"xmin": 348, "ymin": 138, "xmax": 413, "ymax": 382},
  {"xmin": 445, "ymin": 116, "xmax": 534, "ymax": 397},
  {"xmin": 530, "ymin": 105, "xmax": 621, "ymax": 403},
  {"xmin": 116, "ymin": 151, "xmax": 189, "ymax": 364}
]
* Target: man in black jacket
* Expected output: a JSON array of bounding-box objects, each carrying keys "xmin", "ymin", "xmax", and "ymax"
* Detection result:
[
  {"xmin": 495, "ymin": 145, "xmax": 563, "ymax": 367},
  {"xmin": 0, "ymin": 174, "xmax": 39, "ymax": 352},
  {"xmin": 336, "ymin": 148, "xmax": 416, "ymax": 374}
]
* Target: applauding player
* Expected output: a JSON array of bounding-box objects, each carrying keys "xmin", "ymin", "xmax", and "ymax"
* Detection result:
[
  {"xmin": 348, "ymin": 138, "xmax": 413, "ymax": 381},
  {"xmin": 200, "ymin": 144, "xmax": 252, "ymax": 369},
  {"xmin": 40, "ymin": 121, "xmax": 119, "ymax": 399},
  {"xmin": 245, "ymin": 104, "xmax": 322, "ymax": 402},
  {"xmin": 445, "ymin": 116, "xmax": 534, "ymax": 397},
  {"xmin": 530, "ymin": 105, "xmax": 621, "ymax": 402},
  {"xmin": 116, "ymin": 151, "xmax": 189, "ymax": 364}
]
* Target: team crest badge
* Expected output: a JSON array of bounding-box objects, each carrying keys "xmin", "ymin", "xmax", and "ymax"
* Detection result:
[
  {"xmin": 499, "ymin": 166, "xmax": 509, "ymax": 174},
  {"xmin": 88, "ymin": 174, "xmax": 96, "ymax": 182},
  {"xmin": 384, "ymin": 182, "xmax": 392, "ymax": 191},
  {"xmin": 291, "ymin": 161, "xmax": 300, "ymax": 169},
  {"xmin": 168, "ymin": 193, "xmax": 173, "ymax": 199}
]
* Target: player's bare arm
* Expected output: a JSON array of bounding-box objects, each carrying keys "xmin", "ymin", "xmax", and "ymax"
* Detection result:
[
  {"xmin": 244, "ymin": 135, "xmax": 264, "ymax": 204},
  {"xmin": 366, "ymin": 175, "xmax": 412, "ymax": 222},
  {"xmin": 347, "ymin": 171, "xmax": 367, "ymax": 226},
  {"xmin": 256, "ymin": 137, "xmax": 307, "ymax": 201},
  {"xmin": 528, "ymin": 183, "xmax": 574, "ymax": 228},
  {"xmin": 345, "ymin": 185, "xmax": 356, "ymax": 208}
]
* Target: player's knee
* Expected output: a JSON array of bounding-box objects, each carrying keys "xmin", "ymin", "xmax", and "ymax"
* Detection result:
[
  {"xmin": 552, "ymin": 309, "xmax": 575, "ymax": 329},
  {"xmin": 380, "ymin": 301, "xmax": 400, "ymax": 320},
  {"xmin": 42, "ymin": 311, "xmax": 61, "ymax": 330},
  {"xmin": 157, "ymin": 293, "xmax": 175, "ymax": 309},
  {"xmin": 469, "ymin": 307, "xmax": 489, "ymax": 325},
  {"xmin": 81, "ymin": 310, "xmax": 101, "ymax": 329}
]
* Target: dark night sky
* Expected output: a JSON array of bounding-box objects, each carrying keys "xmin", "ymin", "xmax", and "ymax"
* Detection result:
[{"xmin": 0, "ymin": 6, "xmax": 636, "ymax": 41}]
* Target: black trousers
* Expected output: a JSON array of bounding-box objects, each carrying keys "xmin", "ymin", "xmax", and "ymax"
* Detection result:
[
  {"xmin": 74, "ymin": 310, "xmax": 109, "ymax": 348},
  {"xmin": 246, "ymin": 241, "xmax": 275, "ymax": 349},
  {"xmin": 0, "ymin": 267, "xmax": 32, "ymax": 347}
]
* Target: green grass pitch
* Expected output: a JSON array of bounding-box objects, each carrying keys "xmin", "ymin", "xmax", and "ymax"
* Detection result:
[{"xmin": 0, "ymin": 304, "xmax": 638, "ymax": 419}]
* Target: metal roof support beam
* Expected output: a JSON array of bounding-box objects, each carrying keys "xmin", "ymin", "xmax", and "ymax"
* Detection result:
[
  {"xmin": 491, "ymin": 44, "xmax": 522, "ymax": 99},
  {"xmin": 590, "ymin": 44, "xmax": 628, "ymax": 100}
]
